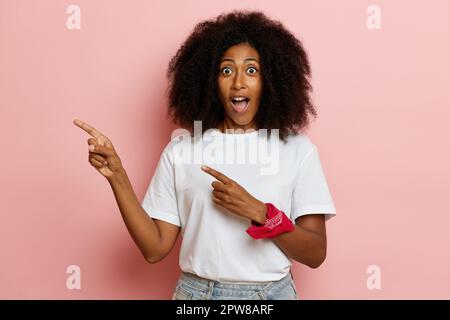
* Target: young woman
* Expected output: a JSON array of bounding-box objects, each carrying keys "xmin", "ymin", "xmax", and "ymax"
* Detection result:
[{"xmin": 74, "ymin": 10, "xmax": 336, "ymax": 300}]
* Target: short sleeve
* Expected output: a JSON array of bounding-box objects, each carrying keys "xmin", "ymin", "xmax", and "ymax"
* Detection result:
[
  {"xmin": 291, "ymin": 145, "xmax": 337, "ymax": 222},
  {"xmin": 141, "ymin": 143, "xmax": 181, "ymax": 227}
]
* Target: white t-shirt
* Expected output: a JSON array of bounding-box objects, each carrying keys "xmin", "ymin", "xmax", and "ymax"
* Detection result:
[{"xmin": 141, "ymin": 128, "xmax": 336, "ymax": 283}]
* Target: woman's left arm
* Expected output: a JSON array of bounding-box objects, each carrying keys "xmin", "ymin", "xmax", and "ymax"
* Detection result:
[
  {"xmin": 201, "ymin": 165, "xmax": 327, "ymax": 268},
  {"xmin": 270, "ymin": 213, "xmax": 327, "ymax": 269}
]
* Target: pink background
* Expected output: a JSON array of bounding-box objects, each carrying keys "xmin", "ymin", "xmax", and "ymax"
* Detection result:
[{"xmin": 1, "ymin": 0, "xmax": 449, "ymax": 299}]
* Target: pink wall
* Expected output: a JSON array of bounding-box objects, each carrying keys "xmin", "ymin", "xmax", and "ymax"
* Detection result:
[{"xmin": 1, "ymin": 0, "xmax": 449, "ymax": 299}]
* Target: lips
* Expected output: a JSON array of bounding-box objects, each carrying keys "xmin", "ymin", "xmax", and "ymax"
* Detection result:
[{"xmin": 230, "ymin": 97, "xmax": 250, "ymax": 114}]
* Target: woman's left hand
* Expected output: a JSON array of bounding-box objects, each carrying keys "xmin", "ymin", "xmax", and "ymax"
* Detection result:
[{"xmin": 201, "ymin": 165, "xmax": 267, "ymax": 223}]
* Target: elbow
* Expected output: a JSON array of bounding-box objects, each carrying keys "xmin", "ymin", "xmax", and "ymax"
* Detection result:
[
  {"xmin": 308, "ymin": 238, "xmax": 327, "ymax": 269},
  {"xmin": 307, "ymin": 249, "xmax": 327, "ymax": 269},
  {"xmin": 145, "ymin": 256, "xmax": 161, "ymax": 264},
  {"xmin": 146, "ymin": 257, "xmax": 156, "ymax": 264},
  {"xmin": 145, "ymin": 253, "xmax": 163, "ymax": 264},
  {"xmin": 308, "ymin": 258, "xmax": 325, "ymax": 269}
]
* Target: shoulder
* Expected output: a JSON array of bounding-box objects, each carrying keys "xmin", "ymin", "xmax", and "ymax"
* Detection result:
[
  {"xmin": 282, "ymin": 132, "xmax": 316, "ymax": 154},
  {"xmin": 158, "ymin": 129, "xmax": 194, "ymax": 160},
  {"xmin": 278, "ymin": 132, "xmax": 318, "ymax": 170}
]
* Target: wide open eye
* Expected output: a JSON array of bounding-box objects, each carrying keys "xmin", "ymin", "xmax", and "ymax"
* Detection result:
[
  {"xmin": 221, "ymin": 67, "xmax": 232, "ymax": 75},
  {"xmin": 247, "ymin": 67, "xmax": 257, "ymax": 74}
]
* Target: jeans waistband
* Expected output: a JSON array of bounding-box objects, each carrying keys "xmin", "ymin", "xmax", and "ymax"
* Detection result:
[{"xmin": 179, "ymin": 271, "xmax": 292, "ymax": 292}]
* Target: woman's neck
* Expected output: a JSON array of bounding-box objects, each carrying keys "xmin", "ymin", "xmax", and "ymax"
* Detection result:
[{"xmin": 217, "ymin": 118, "xmax": 258, "ymax": 134}]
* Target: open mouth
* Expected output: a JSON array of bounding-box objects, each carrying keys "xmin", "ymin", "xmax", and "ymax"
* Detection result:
[{"xmin": 230, "ymin": 97, "xmax": 250, "ymax": 114}]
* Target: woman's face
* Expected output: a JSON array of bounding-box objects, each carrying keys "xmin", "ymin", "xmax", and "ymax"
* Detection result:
[{"xmin": 217, "ymin": 43, "xmax": 263, "ymax": 131}]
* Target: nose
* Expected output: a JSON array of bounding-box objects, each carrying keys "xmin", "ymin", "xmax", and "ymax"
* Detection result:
[{"xmin": 232, "ymin": 70, "xmax": 246, "ymax": 90}]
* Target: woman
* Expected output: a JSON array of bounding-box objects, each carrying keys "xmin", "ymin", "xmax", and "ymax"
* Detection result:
[{"xmin": 73, "ymin": 10, "xmax": 336, "ymax": 300}]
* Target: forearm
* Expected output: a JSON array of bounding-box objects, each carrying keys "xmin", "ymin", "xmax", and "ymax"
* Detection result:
[
  {"xmin": 252, "ymin": 207, "xmax": 326, "ymax": 268},
  {"xmin": 108, "ymin": 168, "xmax": 162, "ymax": 262},
  {"xmin": 272, "ymin": 226, "xmax": 326, "ymax": 268}
]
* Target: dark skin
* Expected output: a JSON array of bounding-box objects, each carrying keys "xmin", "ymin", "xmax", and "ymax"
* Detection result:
[
  {"xmin": 206, "ymin": 42, "xmax": 327, "ymax": 269},
  {"xmin": 72, "ymin": 43, "xmax": 327, "ymax": 269},
  {"xmin": 216, "ymin": 42, "xmax": 263, "ymax": 133}
]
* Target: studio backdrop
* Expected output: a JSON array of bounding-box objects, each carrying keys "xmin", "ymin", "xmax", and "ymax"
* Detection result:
[{"xmin": 0, "ymin": 0, "xmax": 449, "ymax": 299}]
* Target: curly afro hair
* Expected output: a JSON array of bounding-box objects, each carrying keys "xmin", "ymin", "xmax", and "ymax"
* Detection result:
[{"xmin": 166, "ymin": 10, "xmax": 317, "ymax": 143}]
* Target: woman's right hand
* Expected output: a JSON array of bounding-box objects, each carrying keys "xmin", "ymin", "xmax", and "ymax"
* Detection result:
[{"xmin": 73, "ymin": 119, "xmax": 124, "ymax": 181}]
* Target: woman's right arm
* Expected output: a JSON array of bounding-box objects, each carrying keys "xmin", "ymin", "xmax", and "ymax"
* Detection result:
[
  {"xmin": 73, "ymin": 119, "xmax": 180, "ymax": 264},
  {"xmin": 108, "ymin": 168, "xmax": 180, "ymax": 263}
]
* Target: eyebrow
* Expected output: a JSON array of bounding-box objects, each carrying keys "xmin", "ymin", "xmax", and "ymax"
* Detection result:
[{"xmin": 220, "ymin": 57, "xmax": 260, "ymax": 63}]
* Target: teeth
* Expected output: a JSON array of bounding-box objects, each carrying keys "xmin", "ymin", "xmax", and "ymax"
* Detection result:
[{"xmin": 232, "ymin": 97, "xmax": 247, "ymax": 101}]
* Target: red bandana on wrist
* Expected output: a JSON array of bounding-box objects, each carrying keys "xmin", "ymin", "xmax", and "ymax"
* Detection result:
[{"xmin": 246, "ymin": 203, "xmax": 295, "ymax": 239}]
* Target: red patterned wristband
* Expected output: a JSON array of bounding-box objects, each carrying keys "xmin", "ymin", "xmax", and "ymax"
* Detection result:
[{"xmin": 246, "ymin": 203, "xmax": 295, "ymax": 239}]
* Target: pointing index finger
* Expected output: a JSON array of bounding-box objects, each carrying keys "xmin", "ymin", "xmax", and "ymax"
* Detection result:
[
  {"xmin": 73, "ymin": 119, "xmax": 104, "ymax": 138},
  {"xmin": 201, "ymin": 165, "xmax": 232, "ymax": 184}
]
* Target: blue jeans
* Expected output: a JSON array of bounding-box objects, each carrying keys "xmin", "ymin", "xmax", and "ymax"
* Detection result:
[{"xmin": 172, "ymin": 271, "xmax": 298, "ymax": 300}]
